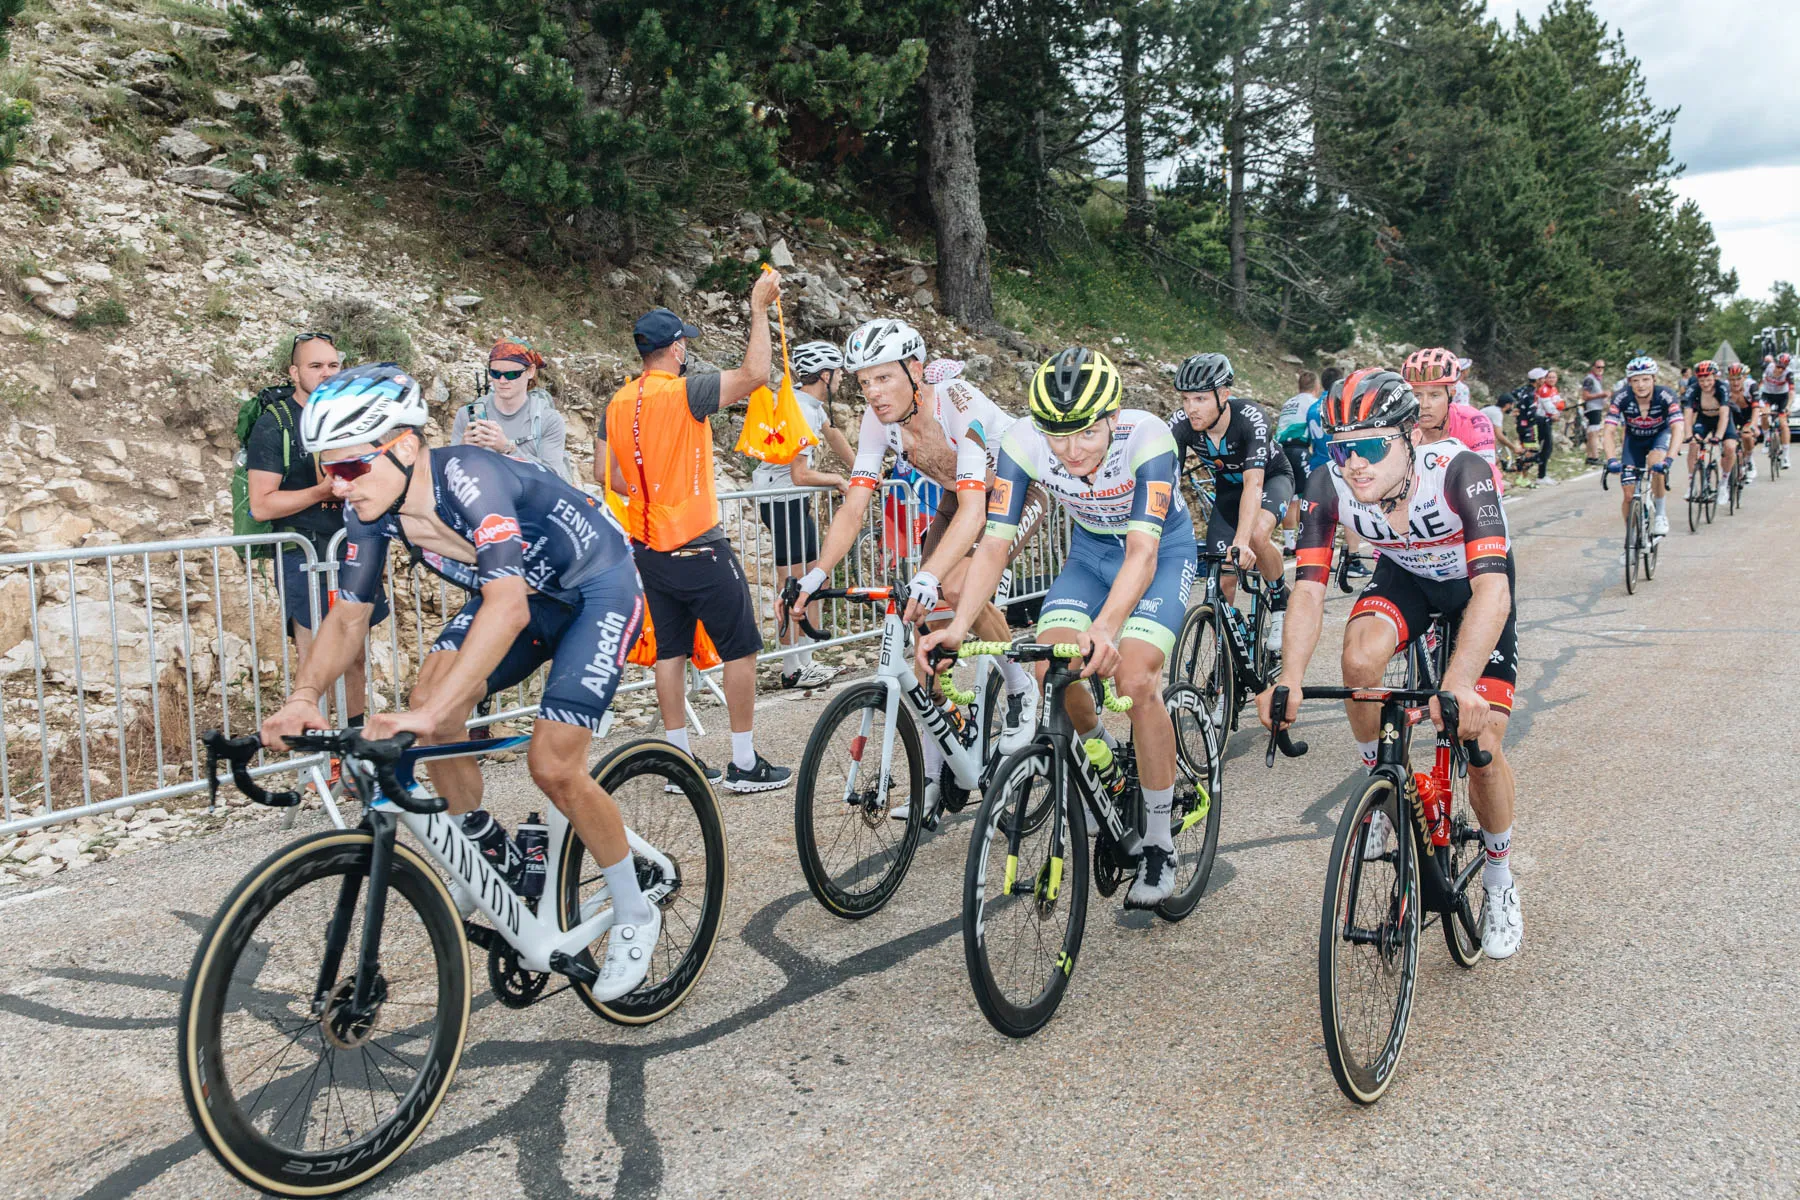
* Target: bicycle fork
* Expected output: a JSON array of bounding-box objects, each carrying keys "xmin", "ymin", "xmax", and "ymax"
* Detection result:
[{"xmin": 314, "ymin": 810, "xmax": 399, "ymax": 1033}]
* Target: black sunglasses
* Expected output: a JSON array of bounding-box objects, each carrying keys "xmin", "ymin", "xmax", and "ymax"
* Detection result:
[
  {"xmin": 488, "ymin": 366, "xmax": 528, "ymax": 381},
  {"xmin": 290, "ymin": 331, "xmax": 337, "ymax": 363}
]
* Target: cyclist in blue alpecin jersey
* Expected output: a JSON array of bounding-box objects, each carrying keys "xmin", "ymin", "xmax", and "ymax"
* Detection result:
[
  {"xmin": 1603, "ymin": 355, "xmax": 1684, "ymax": 539},
  {"xmin": 921, "ymin": 347, "xmax": 1196, "ymax": 908},
  {"xmin": 258, "ymin": 363, "xmax": 661, "ymax": 1001}
]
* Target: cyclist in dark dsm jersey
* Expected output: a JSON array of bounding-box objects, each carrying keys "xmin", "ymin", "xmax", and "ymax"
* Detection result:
[{"xmin": 259, "ymin": 363, "xmax": 662, "ymax": 1001}]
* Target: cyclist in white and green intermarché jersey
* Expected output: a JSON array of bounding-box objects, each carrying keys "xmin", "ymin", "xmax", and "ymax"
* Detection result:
[{"xmin": 922, "ymin": 347, "xmax": 1196, "ymax": 909}]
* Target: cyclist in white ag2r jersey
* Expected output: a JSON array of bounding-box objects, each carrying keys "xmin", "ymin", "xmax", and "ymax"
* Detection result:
[{"xmin": 792, "ymin": 319, "xmax": 1047, "ymax": 822}]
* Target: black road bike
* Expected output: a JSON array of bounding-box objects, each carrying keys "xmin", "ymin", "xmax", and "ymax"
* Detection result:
[
  {"xmin": 1686, "ymin": 436, "xmax": 1721, "ymax": 531},
  {"xmin": 1167, "ymin": 548, "xmax": 1278, "ymax": 735},
  {"xmin": 960, "ymin": 642, "xmax": 1221, "ymax": 1038},
  {"xmin": 1266, "ymin": 681, "xmax": 1491, "ymax": 1105}
]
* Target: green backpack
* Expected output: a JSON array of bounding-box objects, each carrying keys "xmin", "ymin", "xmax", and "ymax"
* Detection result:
[{"xmin": 229, "ymin": 385, "xmax": 298, "ymax": 560}]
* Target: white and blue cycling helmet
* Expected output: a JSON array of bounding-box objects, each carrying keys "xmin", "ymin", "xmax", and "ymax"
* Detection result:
[
  {"xmin": 301, "ymin": 363, "xmax": 430, "ymax": 453},
  {"xmin": 1625, "ymin": 355, "xmax": 1657, "ymax": 379}
]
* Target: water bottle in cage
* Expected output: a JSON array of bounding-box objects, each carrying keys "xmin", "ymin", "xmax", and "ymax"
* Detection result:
[
  {"xmin": 514, "ymin": 812, "xmax": 548, "ymax": 901},
  {"xmin": 462, "ymin": 810, "xmax": 524, "ymax": 889},
  {"xmin": 1084, "ymin": 739, "xmax": 1128, "ymax": 803}
]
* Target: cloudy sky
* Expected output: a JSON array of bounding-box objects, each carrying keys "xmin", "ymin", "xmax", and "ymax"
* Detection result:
[{"xmin": 1487, "ymin": 0, "xmax": 1799, "ymax": 301}]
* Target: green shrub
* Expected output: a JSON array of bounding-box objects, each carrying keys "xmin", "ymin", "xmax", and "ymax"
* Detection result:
[{"xmin": 74, "ymin": 297, "xmax": 131, "ymax": 329}]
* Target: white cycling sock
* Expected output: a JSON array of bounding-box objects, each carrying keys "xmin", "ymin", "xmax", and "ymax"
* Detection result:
[
  {"xmin": 1481, "ymin": 826, "xmax": 1514, "ymax": 891},
  {"xmin": 666, "ymin": 726, "xmax": 690, "ymax": 754},
  {"xmin": 1654, "ymin": 495, "xmax": 1667, "ymax": 516},
  {"xmin": 1142, "ymin": 785, "xmax": 1175, "ymax": 851},
  {"xmin": 1000, "ymin": 656, "xmax": 1032, "ymax": 693},
  {"xmin": 799, "ymin": 638, "xmax": 817, "ymax": 668},
  {"xmin": 1078, "ymin": 723, "xmax": 1119, "ymax": 752},
  {"xmin": 782, "ymin": 642, "xmax": 805, "ymax": 673},
  {"xmin": 1357, "ymin": 739, "xmax": 1378, "ymax": 771},
  {"xmin": 731, "ymin": 731, "xmax": 757, "ymax": 773},
  {"xmin": 921, "ymin": 733, "xmax": 945, "ymax": 782},
  {"xmin": 601, "ymin": 852, "xmax": 653, "ymax": 926}
]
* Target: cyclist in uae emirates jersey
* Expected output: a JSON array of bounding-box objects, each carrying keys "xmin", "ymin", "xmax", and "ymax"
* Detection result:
[
  {"xmin": 257, "ymin": 363, "xmax": 662, "ymax": 1001},
  {"xmin": 921, "ymin": 348, "xmax": 1196, "ymax": 908},
  {"xmin": 1681, "ymin": 360, "xmax": 1740, "ymax": 486},
  {"xmin": 1760, "ymin": 353, "xmax": 1793, "ymax": 468},
  {"xmin": 1259, "ymin": 368, "xmax": 1523, "ymax": 959},
  {"xmin": 790, "ymin": 319, "xmax": 1046, "ymax": 820}
]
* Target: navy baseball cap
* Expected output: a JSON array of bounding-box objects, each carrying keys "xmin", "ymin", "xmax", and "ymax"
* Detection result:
[{"xmin": 633, "ymin": 308, "xmax": 700, "ymax": 354}]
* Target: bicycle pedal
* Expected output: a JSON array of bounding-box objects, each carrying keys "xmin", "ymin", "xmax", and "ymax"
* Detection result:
[{"xmin": 549, "ymin": 949, "xmax": 600, "ymax": 987}]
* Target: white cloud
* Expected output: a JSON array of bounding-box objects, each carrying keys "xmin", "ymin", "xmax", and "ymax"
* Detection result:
[{"xmin": 1486, "ymin": 0, "xmax": 1800, "ymax": 300}]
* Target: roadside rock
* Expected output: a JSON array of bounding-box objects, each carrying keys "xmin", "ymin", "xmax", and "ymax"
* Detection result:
[
  {"xmin": 769, "ymin": 238, "xmax": 795, "ymax": 269},
  {"xmin": 156, "ymin": 129, "xmax": 213, "ymax": 164},
  {"xmin": 163, "ymin": 165, "xmax": 244, "ymax": 190}
]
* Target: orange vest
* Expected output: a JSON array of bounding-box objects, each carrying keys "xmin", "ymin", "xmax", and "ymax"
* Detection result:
[{"xmin": 606, "ymin": 370, "xmax": 721, "ymax": 552}]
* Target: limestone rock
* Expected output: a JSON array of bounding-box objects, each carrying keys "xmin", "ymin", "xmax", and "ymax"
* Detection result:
[
  {"xmin": 64, "ymin": 141, "xmax": 106, "ymax": 174},
  {"xmin": 211, "ymin": 89, "xmax": 242, "ymax": 112},
  {"xmin": 769, "ymin": 238, "xmax": 795, "ymax": 269},
  {"xmin": 163, "ymin": 165, "xmax": 244, "ymax": 190},
  {"xmin": 74, "ymin": 262, "xmax": 113, "ymax": 284},
  {"xmin": 737, "ymin": 211, "xmax": 767, "ymax": 243},
  {"xmin": 35, "ymin": 294, "xmax": 79, "ymax": 321},
  {"xmin": 68, "ymin": 376, "xmax": 100, "ymax": 400},
  {"xmin": 0, "ymin": 313, "xmax": 33, "ymax": 337},
  {"xmin": 156, "ymin": 129, "xmax": 213, "ymax": 164},
  {"xmin": 178, "ymin": 187, "xmax": 246, "ymax": 210}
]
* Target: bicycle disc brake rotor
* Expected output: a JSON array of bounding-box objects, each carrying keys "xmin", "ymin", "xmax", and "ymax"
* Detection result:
[
  {"xmin": 638, "ymin": 853, "xmax": 681, "ymax": 908},
  {"xmin": 320, "ymin": 975, "xmax": 388, "ymax": 1050}
]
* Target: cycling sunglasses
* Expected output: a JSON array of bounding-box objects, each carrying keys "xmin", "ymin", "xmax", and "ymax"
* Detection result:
[
  {"xmin": 488, "ymin": 366, "xmax": 528, "ymax": 381},
  {"xmin": 1326, "ymin": 433, "xmax": 1401, "ymax": 466},
  {"xmin": 320, "ymin": 432, "xmax": 408, "ymax": 482},
  {"xmin": 289, "ymin": 331, "xmax": 337, "ymax": 362}
]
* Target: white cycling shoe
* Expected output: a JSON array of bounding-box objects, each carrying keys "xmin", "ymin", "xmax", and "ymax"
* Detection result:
[
  {"xmin": 1126, "ymin": 844, "xmax": 1179, "ymax": 908},
  {"xmin": 1362, "ymin": 808, "xmax": 1394, "ymax": 861},
  {"xmin": 1480, "ymin": 884, "xmax": 1523, "ymax": 960},
  {"xmin": 1267, "ymin": 609, "xmax": 1285, "ymax": 654},
  {"xmin": 1651, "ymin": 513, "xmax": 1670, "ymax": 537},
  {"xmin": 998, "ymin": 686, "xmax": 1040, "ymax": 755},
  {"xmin": 889, "ymin": 779, "xmax": 941, "ymax": 824},
  {"xmin": 593, "ymin": 906, "xmax": 662, "ymax": 1001}
]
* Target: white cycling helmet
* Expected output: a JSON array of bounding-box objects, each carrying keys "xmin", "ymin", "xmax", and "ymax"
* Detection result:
[
  {"xmin": 1625, "ymin": 355, "xmax": 1657, "ymax": 379},
  {"xmin": 301, "ymin": 363, "xmax": 430, "ymax": 453},
  {"xmin": 790, "ymin": 340, "xmax": 845, "ymax": 380},
  {"xmin": 844, "ymin": 319, "xmax": 926, "ymax": 373}
]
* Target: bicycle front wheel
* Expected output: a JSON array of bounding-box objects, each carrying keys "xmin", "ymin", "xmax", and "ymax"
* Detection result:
[
  {"xmin": 1624, "ymin": 508, "xmax": 1640, "ymax": 594},
  {"xmin": 178, "ymin": 829, "xmax": 469, "ymax": 1196},
  {"xmin": 1704, "ymin": 462, "xmax": 1719, "ymax": 523},
  {"xmin": 1170, "ymin": 602, "xmax": 1232, "ymax": 733},
  {"xmin": 1686, "ymin": 468, "xmax": 1700, "ymax": 532},
  {"xmin": 1319, "ymin": 776, "xmax": 1420, "ymax": 1105},
  {"xmin": 1162, "ymin": 684, "xmax": 1222, "ymax": 921},
  {"xmin": 1441, "ymin": 744, "xmax": 1486, "ymax": 968},
  {"xmin": 963, "ymin": 746, "xmax": 1089, "ymax": 1037},
  {"xmin": 794, "ymin": 681, "xmax": 923, "ymax": 918},
  {"xmin": 560, "ymin": 739, "xmax": 729, "ymax": 1024}
]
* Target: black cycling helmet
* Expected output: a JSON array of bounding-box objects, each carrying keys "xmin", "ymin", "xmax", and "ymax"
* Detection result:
[
  {"xmin": 1174, "ymin": 352, "xmax": 1234, "ymax": 394},
  {"xmin": 1323, "ymin": 368, "xmax": 1420, "ymax": 434}
]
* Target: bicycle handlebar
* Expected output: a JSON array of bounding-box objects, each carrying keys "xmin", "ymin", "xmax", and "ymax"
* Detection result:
[
  {"xmin": 928, "ymin": 639, "xmax": 1131, "ymax": 711},
  {"xmin": 203, "ymin": 728, "xmax": 444, "ymax": 814},
  {"xmin": 1261, "ymin": 684, "xmax": 1491, "ymax": 770}
]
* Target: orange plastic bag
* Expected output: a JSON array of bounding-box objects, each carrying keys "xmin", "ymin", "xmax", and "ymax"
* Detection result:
[
  {"xmin": 604, "ymin": 486, "xmax": 721, "ymax": 669},
  {"xmin": 734, "ymin": 267, "xmax": 818, "ymax": 466}
]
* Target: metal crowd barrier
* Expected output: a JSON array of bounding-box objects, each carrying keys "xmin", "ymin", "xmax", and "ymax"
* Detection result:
[
  {"xmin": 0, "ymin": 533, "xmax": 329, "ymax": 836},
  {"xmin": 0, "ymin": 477, "xmax": 1072, "ymax": 838}
]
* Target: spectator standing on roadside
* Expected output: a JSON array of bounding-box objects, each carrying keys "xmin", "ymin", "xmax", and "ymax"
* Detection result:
[
  {"xmin": 244, "ymin": 332, "xmax": 387, "ymax": 730},
  {"xmin": 1275, "ymin": 370, "xmax": 1320, "ymax": 555},
  {"xmin": 1529, "ymin": 368, "xmax": 1564, "ymax": 482},
  {"xmin": 452, "ymin": 340, "xmax": 572, "ymax": 481},
  {"xmin": 1580, "ymin": 359, "xmax": 1608, "ymax": 465},
  {"xmin": 597, "ymin": 273, "xmax": 793, "ymax": 793},
  {"xmin": 751, "ymin": 340, "xmax": 857, "ymax": 690}
]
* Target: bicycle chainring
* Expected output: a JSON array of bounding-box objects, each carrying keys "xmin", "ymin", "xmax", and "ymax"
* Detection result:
[
  {"xmin": 938, "ymin": 761, "xmax": 972, "ymax": 814},
  {"xmin": 487, "ymin": 942, "xmax": 551, "ymax": 1009},
  {"xmin": 1093, "ymin": 834, "xmax": 1127, "ymax": 898}
]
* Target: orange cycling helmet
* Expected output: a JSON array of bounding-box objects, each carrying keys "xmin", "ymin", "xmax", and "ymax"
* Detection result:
[
  {"xmin": 1401, "ymin": 347, "xmax": 1462, "ymax": 387},
  {"xmin": 1695, "ymin": 359, "xmax": 1717, "ymax": 377},
  {"xmin": 1728, "ymin": 362, "xmax": 1748, "ymax": 380},
  {"xmin": 1324, "ymin": 368, "xmax": 1420, "ymax": 433}
]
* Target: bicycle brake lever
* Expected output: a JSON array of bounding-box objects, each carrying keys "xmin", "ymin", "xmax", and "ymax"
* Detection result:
[
  {"xmin": 1463, "ymin": 738, "xmax": 1492, "ymax": 769},
  {"xmin": 202, "ymin": 729, "xmax": 301, "ymax": 809},
  {"xmin": 1435, "ymin": 691, "xmax": 1492, "ymax": 767},
  {"xmin": 1263, "ymin": 686, "xmax": 1309, "ymax": 766}
]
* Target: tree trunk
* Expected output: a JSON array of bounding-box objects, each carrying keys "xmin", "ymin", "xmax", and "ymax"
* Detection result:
[
  {"xmin": 922, "ymin": 9, "xmax": 995, "ymax": 325},
  {"xmin": 1227, "ymin": 48, "xmax": 1249, "ymax": 318},
  {"xmin": 1122, "ymin": 7, "xmax": 1148, "ymax": 236},
  {"xmin": 1670, "ymin": 315, "xmax": 1683, "ymax": 365},
  {"xmin": 557, "ymin": 4, "xmax": 629, "ymax": 261}
]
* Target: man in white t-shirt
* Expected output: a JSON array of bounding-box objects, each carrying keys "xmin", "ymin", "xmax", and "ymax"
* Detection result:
[{"xmin": 751, "ymin": 341, "xmax": 857, "ymax": 689}]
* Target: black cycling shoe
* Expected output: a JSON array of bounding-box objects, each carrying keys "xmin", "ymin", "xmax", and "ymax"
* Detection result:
[
  {"xmin": 722, "ymin": 754, "xmax": 793, "ymax": 794},
  {"xmin": 667, "ymin": 754, "xmax": 724, "ymax": 793}
]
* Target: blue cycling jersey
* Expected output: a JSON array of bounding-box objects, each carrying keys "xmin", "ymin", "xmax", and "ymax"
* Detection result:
[
  {"xmin": 1605, "ymin": 385, "xmax": 1684, "ymax": 438},
  {"xmin": 337, "ymin": 447, "xmax": 632, "ymax": 607}
]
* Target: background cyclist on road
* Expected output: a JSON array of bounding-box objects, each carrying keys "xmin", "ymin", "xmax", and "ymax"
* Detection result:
[
  {"xmin": 921, "ymin": 347, "xmax": 1195, "ymax": 907},
  {"xmin": 1604, "ymin": 355, "xmax": 1684, "ymax": 540},
  {"xmin": 1682, "ymin": 360, "xmax": 1739, "ymax": 489},
  {"xmin": 790, "ymin": 318, "xmax": 1045, "ymax": 821},
  {"xmin": 259, "ymin": 364, "xmax": 662, "ymax": 1001},
  {"xmin": 1168, "ymin": 352, "xmax": 1293, "ymax": 654},
  {"xmin": 1726, "ymin": 363, "xmax": 1762, "ymax": 483},
  {"xmin": 1759, "ymin": 352, "xmax": 1794, "ymax": 468},
  {"xmin": 1261, "ymin": 368, "xmax": 1524, "ymax": 959}
]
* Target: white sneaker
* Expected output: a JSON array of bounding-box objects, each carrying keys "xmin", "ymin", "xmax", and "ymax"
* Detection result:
[
  {"xmin": 1267, "ymin": 609, "xmax": 1285, "ymax": 653},
  {"xmin": 1651, "ymin": 513, "xmax": 1670, "ymax": 537},
  {"xmin": 1747, "ymin": 463, "xmax": 1758, "ymax": 482},
  {"xmin": 1362, "ymin": 808, "xmax": 1393, "ymax": 861},
  {"xmin": 889, "ymin": 779, "xmax": 940, "ymax": 823},
  {"xmin": 1480, "ymin": 884, "xmax": 1522, "ymax": 959},
  {"xmin": 593, "ymin": 906, "xmax": 662, "ymax": 1001},
  {"xmin": 1539, "ymin": 476, "xmax": 1561, "ymax": 486},
  {"xmin": 998, "ymin": 686, "xmax": 1040, "ymax": 755},
  {"xmin": 1126, "ymin": 844, "xmax": 1179, "ymax": 908}
]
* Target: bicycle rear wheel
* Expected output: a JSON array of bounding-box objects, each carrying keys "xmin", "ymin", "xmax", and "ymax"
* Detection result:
[
  {"xmin": 1686, "ymin": 467, "xmax": 1700, "ymax": 532},
  {"xmin": 793, "ymin": 682, "xmax": 923, "ymax": 918},
  {"xmin": 1319, "ymin": 776, "xmax": 1419, "ymax": 1105},
  {"xmin": 1440, "ymin": 744, "xmax": 1486, "ymax": 968},
  {"xmin": 963, "ymin": 746, "xmax": 1089, "ymax": 1037},
  {"xmin": 178, "ymin": 828, "xmax": 469, "ymax": 1196},
  {"xmin": 562, "ymin": 740, "xmax": 729, "ymax": 1023},
  {"xmin": 1162, "ymin": 683, "xmax": 1222, "ymax": 921}
]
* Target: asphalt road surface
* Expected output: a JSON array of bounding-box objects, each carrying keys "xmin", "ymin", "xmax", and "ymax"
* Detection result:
[{"xmin": 2, "ymin": 469, "xmax": 1796, "ymax": 1199}]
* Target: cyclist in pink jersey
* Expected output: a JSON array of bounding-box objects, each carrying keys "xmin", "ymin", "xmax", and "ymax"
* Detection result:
[{"xmin": 1403, "ymin": 348, "xmax": 1503, "ymax": 494}]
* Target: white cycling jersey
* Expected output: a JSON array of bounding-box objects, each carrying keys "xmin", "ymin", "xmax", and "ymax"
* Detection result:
[
  {"xmin": 1761, "ymin": 363, "xmax": 1793, "ymax": 395},
  {"xmin": 850, "ymin": 378, "xmax": 1014, "ymax": 496},
  {"xmin": 988, "ymin": 409, "xmax": 1190, "ymax": 540}
]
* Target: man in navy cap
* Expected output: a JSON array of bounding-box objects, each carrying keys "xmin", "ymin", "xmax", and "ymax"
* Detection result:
[{"xmin": 596, "ymin": 270, "xmax": 796, "ymax": 793}]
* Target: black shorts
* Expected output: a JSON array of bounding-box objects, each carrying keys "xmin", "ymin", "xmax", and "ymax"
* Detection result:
[
  {"xmin": 1348, "ymin": 554, "xmax": 1519, "ymax": 713},
  {"xmin": 1690, "ymin": 409, "xmax": 1738, "ymax": 441},
  {"xmin": 632, "ymin": 537, "xmax": 763, "ymax": 663},
  {"xmin": 280, "ymin": 540, "xmax": 389, "ymax": 637},
  {"xmin": 1582, "ymin": 406, "xmax": 1606, "ymax": 431},
  {"xmin": 1761, "ymin": 391, "xmax": 1790, "ymax": 413},
  {"xmin": 1281, "ymin": 442, "xmax": 1310, "ymax": 483},
  {"xmin": 756, "ymin": 497, "xmax": 820, "ymax": 569},
  {"xmin": 429, "ymin": 555, "xmax": 644, "ymax": 733},
  {"xmin": 1201, "ymin": 471, "xmax": 1296, "ymax": 556}
]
